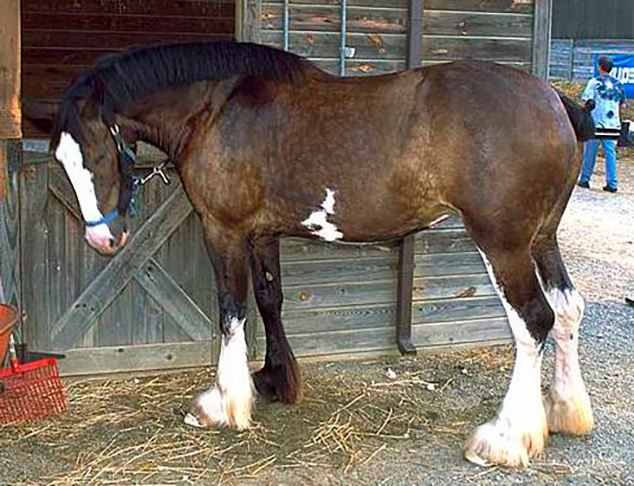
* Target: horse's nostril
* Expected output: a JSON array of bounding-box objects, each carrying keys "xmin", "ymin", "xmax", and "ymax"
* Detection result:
[{"xmin": 109, "ymin": 237, "xmax": 117, "ymax": 248}]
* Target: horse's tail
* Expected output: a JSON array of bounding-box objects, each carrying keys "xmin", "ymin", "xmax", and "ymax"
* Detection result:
[{"xmin": 557, "ymin": 91, "xmax": 595, "ymax": 142}]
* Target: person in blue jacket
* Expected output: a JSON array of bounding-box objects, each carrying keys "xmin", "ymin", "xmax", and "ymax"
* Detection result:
[{"xmin": 578, "ymin": 56, "xmax": 626, "ymax": 193}]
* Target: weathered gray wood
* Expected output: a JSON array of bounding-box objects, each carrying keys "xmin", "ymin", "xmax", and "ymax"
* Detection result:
[
  {"xmin": 58, "ymin": 341, "xmax": 214, "ymax": 377},
  {"xmin": 262, "ymin": 31, "xmax": 407, "ymax": 61},
  {"xmin": 281, "ymin": 238, "xmax": 396, "ymax": 262},
  {"xmin": 424, "ymin": 10, "xmax": 533, "ymax": 38},
  {"xmin": 238, "ymin": 0, "xmax": 262, "ymax": 43},
  {"xmin": 414, "ymin": 252, "xmax": 487, "ymax": 278},
  {"xmin": 259, "ymin": 295, "xmax": 505, "ymax": 336},
  {"xmin": 313, "ymin": 59, "xmax": 407, "ymax": 76},
  {"xmin": 531, "ymin": 0, "xmax": 552, "ymax": 79},
  {"xmin": 20, "ymin": 159, "xmax": 50, "ymax": 349},
  {"xmin": 259, "ymin": 315, "xmax": 510, "ymax": 358},
  {"xmin": 50, "ymin": 187, "xmax": 193, "ymax": 350},
  {"xmin": 262, "ymin": 5, "xmax": 408, "ymax": 34},
  {"xmin": 133, "ymin": 258, "xmax": 213, "ymax": 342},
  {"xmin": 423, "ymin": 36, "xmax": 532, "ymax": 62},
  {"xmin": 264, "ymin": 0, "xmax": 409, "ymax": 7},
  {"xmin": 414, "ymin": 228, "xmax": 478, "ymax": 254},
  {"xmin": 413, "ymin": 317, "xmax": 511, "ymax": 345},
  {"xmin": 281, "ymin": 256, "xmax": 398, "ymax": 286},
  {"xmin": 424, "ymin": 0, "xmax": 533, "ymax": 13},
  {"xmin": 0, "ymin": 142, "xmax": 20, "ymax": 312},
  {"xmin": 412, "ymin": 274, "xmax": 495, "ymax": 301}
]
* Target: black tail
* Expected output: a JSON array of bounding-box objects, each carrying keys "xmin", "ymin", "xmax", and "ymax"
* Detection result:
[{"xmin": 557, "ymin": 92, "xmax": 595, "ymax": 142}]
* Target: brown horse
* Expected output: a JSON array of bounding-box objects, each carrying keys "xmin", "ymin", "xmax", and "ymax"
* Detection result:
[{"xmin": 27, "ymin": 41, "xmax": 595, "ymax": 467}]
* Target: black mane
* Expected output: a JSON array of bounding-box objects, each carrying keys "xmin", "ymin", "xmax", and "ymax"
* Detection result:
[{"xmin": 51, "ymin": 41, "xmax": 310, "ymax": 148}]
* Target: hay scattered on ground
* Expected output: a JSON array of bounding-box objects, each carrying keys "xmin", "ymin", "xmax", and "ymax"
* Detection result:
[{"xmin": 0, "ymin": 347, "xmax": 515, "ymax": 485}]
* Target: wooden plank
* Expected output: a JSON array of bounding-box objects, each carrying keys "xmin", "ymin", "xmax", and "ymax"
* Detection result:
[
  {"xmin": 133, "ymin": 258, "xmax": 213, "ymax": 342},
  {"xmin": 0, "ymin": 142, "xmax": 20, "ymax": 311},
  {"xmin": 531, "ymin": 0, "xmax": 552, "ymax": 79},
  {"xmin": 58, "ymin": 341, "xmax": 214, "ymax": 377},
  {"xmin": 238, "ymin": 0, "xmax": 263, "ymax": 43},
  {"xmin": 414, "ymin": 252, "xmax": 486, "ymax": 278},
  {"xmin": 261, "ymin": 5, "xmax": 408, "ymax": 34},
  {"xmin": 258, "ymin": 295, "xmax": 505, "ymax": 336},
  {"xmin": 261, "ymin": 31, "xmax": 407, "ymax": 60},
  {"xmin": 283, "ymin": 279, "xmax": 396, "ymax": 310},
  {"xmin": 424, "ymin": 10, "xmax": 533, "ymax": 38},
  {"xmin": 422, "ymin": 36, "xmax": 532, "ymax": 62},
  {"xmin": 281, "ymin": 256, "xmax": 397, "ymax": 286},
  {"xmin": 0, "ymin": 0, "xmax": 21, "ymax": 140},
  {"xmin": 414, "ymin": 229, "xmax": 478, "ymax": 255},
  {"xmin": 50, "ymin": 188, "xmax": 194, "ymax": 350},
  {"xmin": 259, "ymin": 315, "xmax": 510, "ymax": 358},
  {"xmin": 412, "ymin": 274, "xmax": 496, "ymax": 301},
  {"xmin": 313, "ymin": 59, "xmax": 407, "ymax": 76},
  {"xmin": 22, "ymin": 0, "xmax": 235, "ymax": 18},
  {"xmin": 22, "ymin": 13, "xmax": 234, "ymax": 35},
  {"xmin": 22, "ymin": 31, "xmax": 231, "ymax": 50},
  {"xmin": 412, "ymin": 317, "xmax": 511, "ymax": 346},
  {"xmin": 424, "ymin": 0, "xmax": 533, "ymax": 14},
  {"xmin": 263, "ymin": 0, "xmax": 410, "ymax": 7},
  {"xmin": 280, "ymin": 273, "xmax": 495, "ymax": 311},
  {"xmin": 281, "ymin": 238, "xmax": 396, "ymax": 262},
  {"xmin": 19, "ymin": 159, "xmax": 50, "ymax": 349}
]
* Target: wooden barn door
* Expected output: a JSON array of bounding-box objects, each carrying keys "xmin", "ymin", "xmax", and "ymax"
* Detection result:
[{"xmin": 20, "ymin": 150, "xmax": 220, "ymax": 376}]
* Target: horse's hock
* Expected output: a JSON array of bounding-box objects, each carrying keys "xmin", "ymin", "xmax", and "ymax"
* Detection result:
[{"xmin": 9, "ymin": 0, "xmax": 554, "ymax": 376}]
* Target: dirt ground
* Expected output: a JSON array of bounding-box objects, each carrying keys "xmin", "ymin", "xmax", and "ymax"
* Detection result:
[{"xmin": 1, "ymin": 150, "xmax": 633, "ymax": 485}]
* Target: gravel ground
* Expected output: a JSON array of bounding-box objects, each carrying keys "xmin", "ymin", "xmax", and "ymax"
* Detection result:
[{"xmin": 0, "ymin": 157, "xmax": 632, "ymax": 485}]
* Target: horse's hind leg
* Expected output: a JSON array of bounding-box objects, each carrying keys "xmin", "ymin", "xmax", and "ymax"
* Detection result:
[
  {"xmin": 463, "ymin": 227, "xmax": 552, "ymax": 467},
  {"xmin": 249, "ymin": 236, "xmax": 302, "ymax": 403},
  {"xmin": 533, "ymin": 233, "xmax": 593, "ymax": 435},
  {"xmin": 185, "ymin": 225, "xmax": 254, "ymax": 430}
]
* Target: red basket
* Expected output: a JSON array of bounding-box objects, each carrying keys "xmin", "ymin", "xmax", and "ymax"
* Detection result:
[{"xmin": 0, "ymin": 357, "xmax": 68, "ymax": 425}]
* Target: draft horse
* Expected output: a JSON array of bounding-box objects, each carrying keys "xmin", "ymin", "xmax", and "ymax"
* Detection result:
[{"xmin": 28, "ymin": 41, "xmax": 596, "ymax": 467}]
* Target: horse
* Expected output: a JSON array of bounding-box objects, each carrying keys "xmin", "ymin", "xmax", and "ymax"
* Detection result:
[{"xmin": 25, "ymin": 41, "xmax": 596, "ymax": 468}]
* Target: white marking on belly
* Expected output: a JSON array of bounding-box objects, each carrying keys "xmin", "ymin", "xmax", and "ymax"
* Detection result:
[
  {"xmin": 55, "ymin": 132, "xmax": 113, "ymax": 243},
  {"xmin": 302, "ymin": 188, "xmax": 343, "ymax": 241},
  {"xmin": 426, "ymin": 215, "xmax": 450, "ymax": 228}
]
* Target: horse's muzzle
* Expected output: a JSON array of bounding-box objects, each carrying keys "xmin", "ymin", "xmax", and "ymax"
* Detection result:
[{"xmin": 85, "ymin": 226, "xmax": 129, "ymax": 255}]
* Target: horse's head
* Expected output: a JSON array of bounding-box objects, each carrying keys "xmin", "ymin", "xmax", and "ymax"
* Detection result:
[{"xmin": 24, "ymin": 97, "xmax": 134, "ymax": 255}]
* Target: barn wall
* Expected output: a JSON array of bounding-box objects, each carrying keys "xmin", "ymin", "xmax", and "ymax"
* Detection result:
[
  {"xmin": 21, "ymin": 0, "xmax": 236, "ymax": 137},
  {"xmin": 550, "ymin": 39, "xmax": 634, "ymax": 82},
  {"xmin": 259, "ymin": 0, "xmax": 538, "ymax": 76}
]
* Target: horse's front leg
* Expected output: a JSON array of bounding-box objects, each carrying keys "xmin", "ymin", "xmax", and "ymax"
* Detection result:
[
  {"xmin": 184, "ymin": 226, "xmax": 254, "ymax": 430},
  {"xmin": 249, "ymin": 236, "xmax": 302, "ymax": 403}
]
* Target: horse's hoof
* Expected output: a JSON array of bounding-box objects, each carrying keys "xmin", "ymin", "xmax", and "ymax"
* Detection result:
[
  {"xmin": 253, "ymin": 360, "xmax": 303, "ymax": 404},
  {"xmin": 185, "ymin": 386, "xmax": 252, "ymax": 431},
  {"xmin": 464, "ymin": 415, "xmax": 547, "ymax": 468},
  {"xmin": 545, "ymin": 391, "xmax": 593, "ymax": 436}
]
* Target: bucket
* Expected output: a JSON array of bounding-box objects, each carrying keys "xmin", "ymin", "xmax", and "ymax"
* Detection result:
[{"xmin": 0, "ymin": 304, "xmax": 19, "ymax": 363}]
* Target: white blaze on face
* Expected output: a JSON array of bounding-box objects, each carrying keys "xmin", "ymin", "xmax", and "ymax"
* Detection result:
[
  {"xmin": 185, "ymin": 317, "xmax": 254, "ymax": 430},
  {"xmin": 55, "ymin": 132, "xmax": 114, "ymax": 248},
  {"xmin": 302, "ymin": 188, "xmax": 343, "ymax": 242}
]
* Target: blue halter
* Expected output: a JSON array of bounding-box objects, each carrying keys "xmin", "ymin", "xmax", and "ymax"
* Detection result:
[{"xmin": 84, "ymin": 124, "xmax": 169, "ymax": 227}]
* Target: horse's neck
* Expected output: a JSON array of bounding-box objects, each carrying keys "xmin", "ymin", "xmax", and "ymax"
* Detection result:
[{"xmin": 121, "ymin": 80, "xmax": 220, "ymax": 160}]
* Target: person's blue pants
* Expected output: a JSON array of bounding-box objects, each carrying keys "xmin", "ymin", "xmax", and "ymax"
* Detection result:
[{"xmin": 580, "ymin": 139, "xmax": 617, "ymax": 189}]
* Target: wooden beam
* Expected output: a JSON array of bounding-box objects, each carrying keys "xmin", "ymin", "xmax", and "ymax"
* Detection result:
[
  {"xmin": 236, "ymin": 0, "xmax": 262, "ymax": 43},
  {"xmin": 532, "ymin": 0, "xmax": 552, "ymax": 79},
  {"xmin": 0, "ymin": 0, "xmax": 21, "ymax": 199},
  {"xmin": 394, "ymin": 0, "xmax": 424, "ymax": 356}
]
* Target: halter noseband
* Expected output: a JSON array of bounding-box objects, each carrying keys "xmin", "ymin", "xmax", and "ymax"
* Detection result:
[{"xmin": 83, "ymin": 123, "xmax": 170, "ymax": 227}]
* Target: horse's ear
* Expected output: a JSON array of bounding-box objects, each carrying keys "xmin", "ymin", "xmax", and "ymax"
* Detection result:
[{"xmin": 21, "ymin": 98, "xmax": 60, "ymax": 134}]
